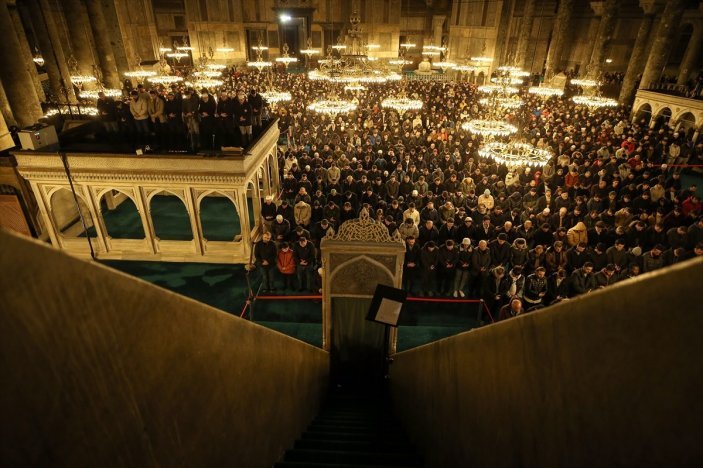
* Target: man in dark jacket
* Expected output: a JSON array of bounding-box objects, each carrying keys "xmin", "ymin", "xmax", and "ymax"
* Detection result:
[
  {"xmin": 489, "ymin": 233, "xmax": 511, "ymax": 268},
  {"xmin": 523, "ymin": 266, "xmax": 548, "ymax": 307},
  {"xmin": 403, "ymin": 236, "xmax": 421, "ymax": 292},
  {"xmin": 437, "ymin": 240, "xmax": 459, "ymax": 295},
  {"xmin": 419, "ymin": 241, "xmax": 439, "ymax": 296},
  {"xmin": 234, "ymin": 91, "xmax": 253, "ymax": 145},
  {"xmin": 254, "ymin": 231, "xmax": 278, "ymax": 291},
  {"xmin": 198, "ymin": 90, "xmax": 217, "ymax": 150},
  {"xmin": 293, "ymin": 236, "xmax": 317, "ymax": 292},
  {"xmin": 570, "ymin": 262, "xmax": 596, "ymax": 296},
  {"xmin": 249, "ymin": 88, "xmax": 263, "ymax": 128},
  {"xmin": 470, "ymin": 239, "xmax": 492, "ymax": 295}
]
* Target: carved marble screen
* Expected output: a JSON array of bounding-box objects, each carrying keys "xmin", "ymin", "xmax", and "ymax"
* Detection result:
[{"xmin": 320, "ymin": 210, "xmax": 405, "ymax": 353}]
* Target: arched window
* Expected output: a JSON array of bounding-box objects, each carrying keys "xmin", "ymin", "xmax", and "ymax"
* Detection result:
[
  {"xmin": 99, "ymin": 190, "xmax": 145, "ymax": 239},
  {"xmin": 50, "ymin": 188, "xmax": 95, "ymax": 238},
  {"xmin": 149, "ymin": 192, "xmax": 193, "ymax": 240},
  {"xmin": 199, "ymin": 193, "xmax": 241, "ymax": 241}
]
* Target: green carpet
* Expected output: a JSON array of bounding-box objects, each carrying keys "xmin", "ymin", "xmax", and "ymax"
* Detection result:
[
  {"xmin": 200, "ymin": 197, "xmax": 241, "ymax": 241},
  {"xmin": 150, "ymin": 195, "xmax": 193, "ymax": 240}
]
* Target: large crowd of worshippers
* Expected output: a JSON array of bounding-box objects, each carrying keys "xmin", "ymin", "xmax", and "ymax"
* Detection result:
[{"xmin": 96, "ymin": 67, "xmax": 703, "ymax": 319}]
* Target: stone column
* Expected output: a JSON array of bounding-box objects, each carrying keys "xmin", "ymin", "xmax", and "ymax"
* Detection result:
[
  {"xmin": 639, "ymin": 0, "xmax": 686, "ymax": 90},
  {"xmin": 677, "ymin": 24, "xmax": 703, "ymax": 85},
  {"xmin": 619, "ymin": 1, "xmax": 662, "ymax": 104},
  {"xmin": 0, "ymin": 80, "xmax": 16, "ymax": 128},
  {"xmin": 515, "ymin": 0, "xmax": 536, "ymax": 68},
  {"xmin": 0, "ymin": 105, "xmax": 14, "ymax": 151},
  {"xmin": 62, "ymin": 0, "xmax": 96, "ymax": 76},
  {"xmin": 0, "ymin": 0, "xmax": 43, "ymax": 127},
  {"xmin": 85, "ymin": 0, "xmax": 120, "ymax": 88},
  {"xmin": 586, "ymin": 0, "xmax": 617, "ymax": 78},
  {"xmin": 544, "ymin": 0, "xmax": 574, "ymax": 80},
  {"xmin": 29, "ymin": 0, "xmax": 77, "ymax": 103},
  {"xmin": 431, "ymin": 15, "xmax": 445, "ymax": 48},
  {"xmin": 9, "ymin": 4, "xmax": 45, "ymax": 102},
  {"xmin": 493, "ymin": 0, "xmax": 514, "ymax": 65}
]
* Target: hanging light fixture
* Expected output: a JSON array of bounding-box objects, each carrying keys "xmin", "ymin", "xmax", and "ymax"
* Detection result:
[
  {"xmin": 216, "ymin": 32, "xmax": 234, "ymax": 53},
  {"xmin": 307, "ymin": 96, "xmax": 357, "ymax": 116},
  {"xmin": 193, "ymin": 70, "xmax": 222, "ymax": 78},
  {"xmin": 67, "ymin": 55, "xmax": 98, "ymax": 85},
  {"xmin": 572, "ymin": 95, "xmax": 618, "ymax": 108},
  {"xmin": 381, "ymin": 97, "xmax": 423, "ymax": 114},
  {"xmin": 462, "ymin": 120, "xmax": 518, "ymax": 137},
  {"xmin": 344, "ymin": 83, "xmax": 366, "ymax": 91},
  {"xmin": 207, "ymin": 63, "xmax": 226, "ymax": 70},
  {"xmin": 78, "ymin": 88, "xmax": 122, "ymax": 100},
  {"xmin": 478, "ymin": 84, "xmax": 519, "ymax": 94},
  {"xmin": 479, "ymin": 141, "xmax": 553, "ymax": 167},
  {"xmin": 528, "ymin": 86, "xmax": 564, "ymax": 97},
  {"xmin": 262, "ymin": 90, "xmax": 292, "ymax": 103},
  {"xmin": 433, "ymin": 61, "xmax": 457, "ymax": 69},
  {"xmin": 248, "ymin": 35, "xmax": 273, "ymax": 69},
  {"xmin": 32, "ymin": 47, "xmax": 45, "ymax": 66},
  {"xmin": 570, "ymin": 78, "xmax": 598, "ymax": 88},
  {"xmin": 275, "ymin": 43, "xmax": 299, "ymax": 67}
]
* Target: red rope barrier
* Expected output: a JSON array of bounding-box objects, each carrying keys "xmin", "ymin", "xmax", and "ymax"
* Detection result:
[
  {"xmin": 239, "ymin": 300, "xmax": 250, "ymax": 318},
  {"xmin": 256, "ymin": 294, "xmax": 322, "ymax": 300},
  {"xmin": 482, "ymin": 301, "xmax": 495, "ymax": 323},
  {"xmin": 406, "ymin": 297, "xmax": 482, "ymax": 303}
]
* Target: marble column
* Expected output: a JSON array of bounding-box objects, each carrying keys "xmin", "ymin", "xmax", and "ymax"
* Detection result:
[
  {"xmin": 544, "ymin": 0, "xmax": 574, "ymax": 80},
  {"xmin": 28, "ymin": 0, "xmax": 77, "ymax": 103},
  {"xmin": 0, "ymin": 0, "xmax": 43, "ymax": 127},
  {"xmin": 586, "ymin": 0, "xmax": 617, "ymax": 78},
  {"xmin": 62, "ymin": 0, "xmax": 97, "ymax": 76},
  {"xmin": 677, "ymin": 24, "xmax": 703, "ymax": 85},
  {"xmin": 493, "ymin": 0, "xmax": 514, "ymax": 65},
  {"xmin": 0, "ymin": 103, "xmax": 14, "ymax": 151},
  {"xmin": 0, "ymin": 80, "xmax": 16, "ymax": 128},
  {"xmin": 85, "ymin": 0, "xmax": 120, "ymax": 88},
  {"xmin": 9, "ymin": 4, "xmax": 45, "ymax": 102},
  {"xmin": 431, "ymin": 15, "xmax": 445, "ymax": 48},
  {"xmin": 639, "ymin": 0, "xmax": 686, "ymax": 90},
  {"xmin": 619, "ymin": 1, "xmax": 662, "ymax": 104},
  {"xmin": 515, "ymin": 0, "xmax": 536, "ymax": 68}
]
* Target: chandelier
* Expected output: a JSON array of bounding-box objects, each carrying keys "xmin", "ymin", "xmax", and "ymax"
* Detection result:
[
  {"xmin": 389, "ymin": 58, "xmax": 412, "ymax": 66},
  {"xmin": 479, "ymin": 96, "xmax": 523, "ymax": 109},
  {"xmin": 216, "ymin": 34, "xmax": 234, "ymax": 54},
  {"xmin": 462, "ymin": 119, "xmax": 518, "ymax": 137},
  {"xmin": 479, "ymin": 141, "xmax": 552, "ymax": 167},
  {"xmin": 159, "ymin": 47, "xmax": 172, "ymax": 53},
  {"xmin": 275, "ymin": 43, "xmax": 298, "ymax": 67},
  {"xmin": 207, "ymin": 63, "xmax": 226, "ymax": 70},
  {"xmin": 33, "ymin": 47, "xmax": 45, "ymax": 66},
  {"xmin": 491, "ymin": 76, "xmax": 523, "ymax": 85},
  {"xmin": 70, "ymin": 74, "xmax": 97, "ymax": 85},
  {"xmin": 187, "ymin": 78, "xmax": 224, "ymax": 88},
  {"xmin": 45, "ymin": 105, "xmax": 99, "ymax": 118},
  {"xmin": 165, "ymin": 51, "xmax": 189, "ymax": 59},
  {"xmin": 497, "ymin": 66, "xmax": 530, "ymax": 77},
  {"xmin": 433, "ymin": 61, "xmax": 456, "ymax": 69},
  {"xmin": 571, "ymin": 78, "xmax": 598, "ymax": 88},
  {"xmin": 307, "ymin": 97, "xmax": 357, "ymax": 116},
  {"xmin": 262, "ymin": 90, "xmax": 292, "ymax": 103},
  {"xmin": 572, "ymin": 95, "xmax": 618, "ymax": 108},
  {"xmin": 366, "ymin": 43, "xmax": 380, "ymax": 49},
  {"xmin": 381, "ymin": 97, "xmax": 423, "ymax": 114},
  {"xmin": 78, "ymin": 88, "xmax": 122, "ymax": 100},
  {"xmin": 454, "ymin": 64, "xmax": 477, "ymax": 72},
  {"xmin": 248, "ymin": 37, "xmax": 273, "ymax": 70},
  {"xmin": 193, "ymin": 70, "xmax": 222, "ymax": 78},
  {"xmin": 528, "ymin": 86, "xmax": 564, "ymax": 97},
  {"xmin": 148, "ymin": 75, "xmax": 183, "ymax": 84},
  {"xmin": 308, "ymin": 8, "xmax": 399, "ymax": 84}
]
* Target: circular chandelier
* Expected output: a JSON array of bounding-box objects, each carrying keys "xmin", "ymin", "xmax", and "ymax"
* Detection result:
[
  {"xmin": 421, "ymin": 50, "xmax": 440, "ymax": 56},
  {"xmin": 528, "ymin": 86, "xmax": 564, "ymax": 97},
  {"xmin": 247, "ymin": 59, "xmax": 273, "ymax": 69},
  {"xmin": 70, "ymin": 74, "xmax": 97, "ymax": 85},
  {"xmin": 159, "ymin": 47, "xmax": 172, "ymax": 53},
  {"xmin": 307, "ymin": 99, "xmax": 357, "ymax": 116},
  {"xmin": 275, "ymin": 43, "xmax": 298, "ymax": 66},
  {"xmin": 571, "ymin": 78, "xmax": 598, "ymax": 88},
  {"xmin": 301, "ymin": 47, "xmax": 320, "ymax": 56},
  {"xmin": 207, "ymin": 63, "xmax": 226, "ymax": 70},
  {"xmin": 252, "ymin": 45, "xmax": 269, "ymax": 52},
  {"xmin": 381, "ymin": 97, "xmax": 423, "ymax": 114},
  {"xmin": 165, "ymin": 52, "xmax": 189, "ymax": 59},
  {"xmin": 497, "ymin": 66, "xmax": 529, "ymax": 77},
  {"xmin": 176, "ymin": 46, "xmax": 193, "ymax": 51},
  {"xmin": 454, "ymin": 64, "xmax": 476, "ymax": 72},
  {"xmin": 400, "ymin": 43, "xmax": 416, "ymax": 48},
  {"xmin": 78, "ymin": 88, "xmax": 122, "ymax": 100},
  {"xmin": 33, "ymin": 53, "xmax": 45, "ymax": 66},
  {"xmin": 148, "ymin": 75, "xmax": 184, "ymax": 85},
  {"xmin": 479, "ymin": 96, "xmax": 523, "ymax": 109},
  {"xmin": 124, "ymin": 70, "xmax": 157, "ymax": 79},
  {"xmin": 572, "ymin": 95, "xmax": 618, "ymax": 108},
  {"xmin": 479, "ymin": 141, "xmax": 552, "ymax": 167},
  {"xmin": 262, "ymin": 91, "xmax": 292, "ymax": 103},
  {"xmin": 366, "ymin": 43, "xmax": 381, "ymax": 49},
  {"xmin": 462, "ymin": 119, "xmax": 518, "ymax": 137},
  {"xmin": 216, "ymin": 46, "xmax": 234, "ymax": 53},
  {"xmin": 193, "ymin": 70, "xmax": 222, "ymax": 78},
  {"xmin": 433, "ymin": 61, "xmax": 457, "ymax": 69},
  {"xmin": 478, "ymin": 84, "xmax": 519, "ymax": 94}
]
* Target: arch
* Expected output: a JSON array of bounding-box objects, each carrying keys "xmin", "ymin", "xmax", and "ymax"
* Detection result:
[
  {"xmin": 329, "ymin": 255, "xmax": 395, "ymax": 296},
  {"xmin": 653, "ymin": 107, "xmax": 673, "ymax": 129},
  {"xmin": 199, "ymin": 192, "xmax": 242, "ymax": 241},
  {"xmin": 149, "ymin": 193, "xmax": 193, "ymax": 241},
  {"xmin": 98, "ymin": 191, "xmax": 145, "ymax": 239},
  {"xmin": 634, "ymin": 103, "xmax": 652, "ymax": 125},
  {"xmin": 49, "ymin": 188, "xmax": 95, "ymax": 237},
  {"xmin": 146, "ymin": 188, "xmax": 186, "ymax": 205},
  {"xmin": 675, "ymin": 111, "xmax": 697, "ymax": 132}
]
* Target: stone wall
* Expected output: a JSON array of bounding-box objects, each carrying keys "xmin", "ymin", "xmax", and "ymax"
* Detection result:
[
  {"xmin": 390, "ymin": 257, "xmax": 703, "ymax": 467},
  {"xmin": 0, "ymin": 229, "xmax": 329, "ymax": 467}
]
